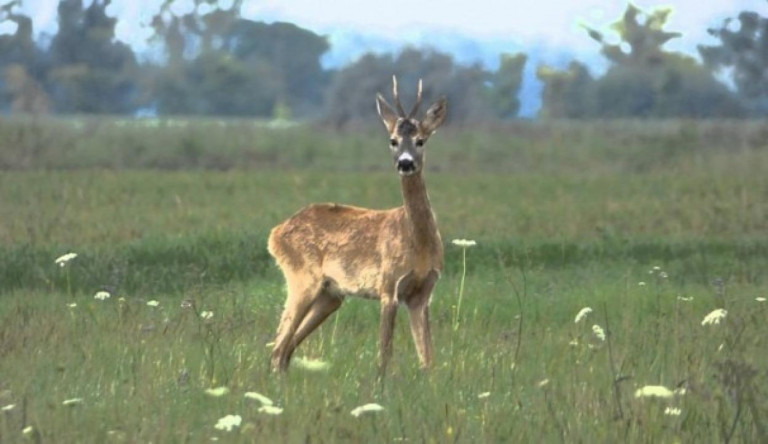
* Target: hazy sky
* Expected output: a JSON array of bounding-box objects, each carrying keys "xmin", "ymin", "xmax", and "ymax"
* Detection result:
[{"xmin": 9, "ymin": 0, "xmax": 768, "ymax": 57}]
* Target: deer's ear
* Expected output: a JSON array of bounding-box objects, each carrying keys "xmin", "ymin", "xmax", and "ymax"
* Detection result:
[
  {"xmin": 376, "ymin": 93, "xmax": 399, "ymax": 131},
  {"xmin": 421, "ymin": 97, "xmax": 447, "ymax": 134}
]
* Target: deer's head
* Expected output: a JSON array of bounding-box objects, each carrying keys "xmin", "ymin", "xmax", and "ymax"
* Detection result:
[{"xmin": 376, "ymin": 76, "xmax": 447, "ymax": 176}]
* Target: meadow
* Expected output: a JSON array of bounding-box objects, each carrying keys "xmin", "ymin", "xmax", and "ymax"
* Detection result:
[{"xmin": 1, "ymin": 117, "xmax": 767, "ymax": 442}]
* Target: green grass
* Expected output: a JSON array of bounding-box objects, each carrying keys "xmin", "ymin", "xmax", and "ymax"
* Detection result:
[
  {"xmin": 1, "ymin": 264, "xmax": 766, "ymax": 442},
  {"xmin": 1, "ymin": 119, "xmax": 767, "ymax": 442}
]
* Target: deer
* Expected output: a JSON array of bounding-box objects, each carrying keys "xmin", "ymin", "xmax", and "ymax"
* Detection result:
[{"xmin": 267, "ymin": 76, "xmax": 448, "ymax": 373}]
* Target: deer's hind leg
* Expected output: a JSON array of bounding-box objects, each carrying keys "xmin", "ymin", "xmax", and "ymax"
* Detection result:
[
  {"xmin": 285, "ymin": 288, "xmax": 344, "ymax": 363},
  {"xmin": 271, "ymin": 271, "xmax": 323, "ymax": 372}
]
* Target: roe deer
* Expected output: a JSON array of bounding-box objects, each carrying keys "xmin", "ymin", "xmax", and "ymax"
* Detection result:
[{"xmin": 268, "ymin": 76, "xmax": 447, "ymax": 372}]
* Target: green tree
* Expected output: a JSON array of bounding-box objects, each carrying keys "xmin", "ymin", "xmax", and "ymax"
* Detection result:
[
  {"xmin": 148, "ymin": 1, "xmax": 328, "ymax": 117},
  {"xmin": 699, "ymin": 9, "xmax": 768, "ymax": 114},
  {"xmin": 539, "ymin": 4, "xmax": 741, "ymax": 118},
  {"xmin": 489, "ymin": 53, "xmax": 527, "ymax": 119},
  {"xmin": 591, "ymin": 4, "xmax": 740, "ymax": 117},
  {"xmin": 324, "ymin": 48, "xmax": 499, "ymax": 128},
  {"xmin": 186, "ymin": 52, "xmax": 279, "ymax": 116},
  {"xmin": 48, "ymin": 0, "xmax": 138, "ymax": 113},
  {"xmin": 227, "ymin": 21, "xmax": 329, "ymax": 113},
  {"xmin": 324, "ymin": 53, "xmax": 395, "ymax": 128},
  {"xmin": 0, "ymin": 1, "xmax": 49, "ymax": 113},
  {"xmin": 537, "ymin": 61, "xmax": 593, "ymax": 118},
  {"xmin": 585, "ymin": 4, "xmax": 681, "ymax": 66}
]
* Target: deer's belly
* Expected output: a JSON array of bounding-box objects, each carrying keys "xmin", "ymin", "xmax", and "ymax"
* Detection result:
[{"xmin": 322, "ymin": 260, "xmax": 380, "ymax": 300}]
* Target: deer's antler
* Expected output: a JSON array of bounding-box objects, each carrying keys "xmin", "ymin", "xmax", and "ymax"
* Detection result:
[
  {"xmin": 392, "ymin": 75, "xmax": 407, "ymax": 117},
  {"xmin": 408, "ymin": 79, "xmax": 423, "ymax": 119}
]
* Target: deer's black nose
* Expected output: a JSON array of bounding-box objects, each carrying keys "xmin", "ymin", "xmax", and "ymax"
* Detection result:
[{"xmin": 397, "ymin": 158, "xmax": 415, "ymax": 173}]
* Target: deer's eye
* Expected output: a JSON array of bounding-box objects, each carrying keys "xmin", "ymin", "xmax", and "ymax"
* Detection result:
[
  {"xmin": 415, "ymin": 139, "xmax": 424, "ymax": 147},
  {"xmin": 390, "ymin": 138, "xmax": 398, "ymax": 147}
]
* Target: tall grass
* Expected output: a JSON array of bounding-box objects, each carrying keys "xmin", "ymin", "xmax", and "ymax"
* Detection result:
[
  {"xmin": 1, "ymin": 260, "xmax": 766, "ymax": 442},
  {"xmin": 2, "ymin": 116, "xmax": 768, "ymax": 173}
]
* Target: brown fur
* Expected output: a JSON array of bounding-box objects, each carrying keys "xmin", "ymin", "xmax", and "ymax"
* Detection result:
[{"xmin": 268, "ymin": 77, "xmax": 447, "ymax": 372}]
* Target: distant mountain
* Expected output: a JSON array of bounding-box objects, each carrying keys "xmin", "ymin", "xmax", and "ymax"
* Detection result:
[{"xmin": 320, "ymin": 29, "xmax": 608, "ymax": 117}]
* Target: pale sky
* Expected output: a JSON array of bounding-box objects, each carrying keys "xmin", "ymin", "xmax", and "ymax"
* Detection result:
[{"xmin": 8, "ymin": 0, "xmax": 768, "ymax": 59}]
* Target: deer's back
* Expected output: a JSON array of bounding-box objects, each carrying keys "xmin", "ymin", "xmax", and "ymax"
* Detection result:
[{"xmin": 269, "ymin": 202, "xmax": 406, "ymax": 278}]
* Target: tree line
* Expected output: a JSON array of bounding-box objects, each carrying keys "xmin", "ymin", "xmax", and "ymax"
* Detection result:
[{"xmin": 1, "ymin": 0, "xmax": 766, "ymax": 124}]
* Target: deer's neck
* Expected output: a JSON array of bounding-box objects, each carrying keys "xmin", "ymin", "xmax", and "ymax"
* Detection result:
[{"xmin": 401, "ymin": 173, "xmax": 441, "ymax": 256}]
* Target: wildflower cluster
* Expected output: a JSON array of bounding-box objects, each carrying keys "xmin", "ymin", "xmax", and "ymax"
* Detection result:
[
  {"xmin": 451, "ymin": 238, "xmax": 476, "ymax": 331},
  {"xmin": 350, "ymin": 403, "xmax": 385, "ymax": 417},
  {"xmin": 635, "ymin": 385, "xmax": 685, "ymax": 406},
  {"xmin": 574, "ymin": 307, "xmax": 592, "ymax": 323},
  {"xmin": 214, "ymin": 414, "xmax": 242, "ymax": 432},
  {"xmin": 648, "ymin": 265, "xmax": 668, "ymax": 279},
  {"xmin": 701, "ymin": 308, "xmax": 727, "ymax": 326},
  {"xmin": 592, "ymin": 324, "xmax": 606, "ymax": 342},
  {"xmin": 571, "ymin": 307, "xmax": 606, "ymax": 348},
  {"xmin": 451, "ymin": 239, "xmax": 477, "ymax": 248},
  {"xmin": 293, "ymin": 356, "xmax": 330, "ymax": 371},
  {"xmin": 55, "ymin": 253, "xmax": 77, "ymax": 267}
]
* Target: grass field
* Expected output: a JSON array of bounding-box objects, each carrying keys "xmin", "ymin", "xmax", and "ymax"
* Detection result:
[{"xmin": 1, "ymin": 118, "xmax": 767, "ymax": 442}]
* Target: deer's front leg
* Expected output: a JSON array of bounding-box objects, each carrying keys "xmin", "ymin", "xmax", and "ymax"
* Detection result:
[
  {"xmin": 378, "ymin": 296, "xmax": 398, "ymax": 373},
  {"xmin": 407, "ymin": 303, "xmax": 432, "ymax": 368},
  {"xmin": 406, "ymin": 270, "xmax": 439, "ymax": 369}
]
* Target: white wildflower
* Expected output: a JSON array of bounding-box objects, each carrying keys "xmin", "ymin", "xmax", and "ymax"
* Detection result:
[
  {"xmin": 146, "ymin": 300, "xmax": 159, "ymax": 307},
  {"xmin": 22, "ymin": 426, "xmax": 34, "ymax": 435},
  {"xmin": 638, "ymin": 281, "xmax": 646, "ymax": 286},
  {"xmin": 258, "ymin": 405, "xmax": 283, "ymax": 415},
  {"xmin": 756, "ymin": 297, "xmax": 766, "ymax": 302},
  {"xmin": 294, "ymin": 356, "xmax": 330, "ymax": 371},
  {"xmin": 701, "ymin": 308, "xmax": 727, "ymax": 326},
  {"xmin": 214, "ymin": 414, "xmax": 241, "ymax": 431},
  {"xmin": 62, "ymin": 398, "xmax": 83, "ymax": 406},
  {"xmin": 2, "ymin": 404, "xmax": 15, "ymax": 412},
  {"xmin": 55, "ymin": 253, "xmax": 78, "ymax": 267},
  {"xmin": 350, "ymin": 403, "xmax": 385, "ymax": 417},
  {"xmin": 477, "ymin": 392, "xmax": 491, "ymax": 399},
  {"xmin": 592, "ymin": 324, "xmax": 606, "ymax": 341},
  {"xmin": 67, "ymin": 302, "xmax": 77, "ymax": 308},
  {"xmin": 204, "ymin": 387, "xmax": 229, "ymax": 397},
  {"xmin": 451, "ymin": 239, "xmax": 477, "ymax": 248},
  {"xmin": 665, "ymin": 407, "xmax": 682, "ymax": 416},
  {"xmin": 244, "ymin": 392, "xmax": 273, "ymax": 406},
  {"xmin": 538, "ymin": 379, "xmax": 550, "ymax": 388},
  {"xmin": 634, "ymin": 385, "xmax": 674, "ymax": 399},
  {"xmin": 94, "ymin": 291, "xmax": 110, "ymax": 301},
  {"xmin": 200, "ymin": 310, "xmax": 214, "ymax": 320},
  {"xmin": 574, "ymin": 307, "xmax": 593, "ymax": 323}
]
